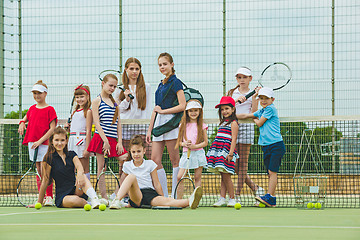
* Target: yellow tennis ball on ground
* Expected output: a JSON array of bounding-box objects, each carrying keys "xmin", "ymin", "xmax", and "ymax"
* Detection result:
[
  {"xmin": 234, "ymin": 203, "xmax": 241, "ymax": 210},
  {"xmin": 314, "ymin": 202, "xmax": 322, "ymax": 209},
  {"xmin": 35, "ymin": 202, "xmax": 42, "ymax": 210},
  {"xmin": 258, "ymin": 203, "xmax": 266, "ymax": 208},
  {"xmin": 99, "ymin": 204, "xmax": 106, "ymax": 211},
  {"xmin": 84, "ymin": 204, "xmax": 91, "ymax": 211},
  {"xmin": 307, "ymin": 202, "xmax": 314, "ymax": 209}
]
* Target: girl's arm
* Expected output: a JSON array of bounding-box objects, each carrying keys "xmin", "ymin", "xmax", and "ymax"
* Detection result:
[
  {"xmin": 116, "ymin": 108, "xmax": 124, "ymax": 155},
  {"xmin": 226, "ymin": 121, "xmax": 239, "ymax": 162},
  {"xmin": 83, "ymin": 109, "xmax": 93, "ymax": 158},
  {"xmin": 32, "ymin": 119, "xmax": 56, "ymax": 149},
  {"xmin": 146, "ymin": 109, "xmax": 156, "ymax": 144},
  {"xmin": 154, "ymin": 90, "xmax": 186, "ymax": 114},
  {"xmin": 188, "ymin": 128, "xmax": 209, "ymax": 149},
  {"xmin": 18, "ymin": 115, "xmax": 28, "ymax": 135},
  {"xmin": 73, "ymin": 154, "xmax": 86, "ymax": 188},
  {"xmin": 34, "ymin": 162, "xmax": 52, "ymax": 206},
  {"xmin": 92, "ymin": 98, "xmax": 110, "ymax": 152},
  {"xmin": 150, "ymin": 169, "xmax": 164, "ymax": 196},
  {"xmin": 254, "ymin": 116, "xmax": 267, "ymax": 127}
]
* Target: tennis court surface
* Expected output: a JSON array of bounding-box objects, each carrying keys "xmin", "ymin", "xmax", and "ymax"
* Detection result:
[{"xmin": 0, "ymin": 207, "xmax": 359, "ymax": 240}]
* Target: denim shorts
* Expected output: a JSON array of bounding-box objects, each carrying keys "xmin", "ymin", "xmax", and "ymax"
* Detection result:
[{"xmin": 262, "ymin": 141, "xmax": 286, "ymax": 173}]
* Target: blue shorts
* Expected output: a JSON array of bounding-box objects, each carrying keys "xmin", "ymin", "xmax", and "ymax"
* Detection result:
[{"xmin": 262, "ymin": 141, "xmax": 285, "ymax": 173}]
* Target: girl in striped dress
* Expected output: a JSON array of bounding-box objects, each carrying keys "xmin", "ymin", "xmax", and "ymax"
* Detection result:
[
  {"xmin": 87, "ymin": 74, "xmax": 128, "ymax": 204},
  {"xmin": 207, "ymin": 96, "xmax": 239, "ymax": 207}
]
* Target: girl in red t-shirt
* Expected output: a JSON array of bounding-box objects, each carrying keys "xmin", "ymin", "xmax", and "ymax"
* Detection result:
[{"xmin": 18, "ymin": 80, "xmax": 58, "ymax": 206}]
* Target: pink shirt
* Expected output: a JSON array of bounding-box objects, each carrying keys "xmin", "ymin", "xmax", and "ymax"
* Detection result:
[
  {"xmin": 183, "ymin": 122, "xmax": 208, "ymax": 151},
  {"xmin": 23, "ymin": 105, "xmax": 57, "ymax": 145}
]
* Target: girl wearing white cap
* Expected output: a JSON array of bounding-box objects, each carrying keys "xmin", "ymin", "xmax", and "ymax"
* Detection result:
[
  {"xmin": 227, "ymin": 67, "xmax": 264, "ymax": 204},
  {"xmin": 18, "ymin": 80, "xmax": 58, "ymax": 206},
  {"xmin": 175, "ymin": 100, "xmax": 208, "ymax": 199}
]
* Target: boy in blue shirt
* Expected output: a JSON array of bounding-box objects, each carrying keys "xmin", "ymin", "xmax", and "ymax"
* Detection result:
[{"xmin": 237, "ymin": 87, "xmax": 285, "ymax": 207}]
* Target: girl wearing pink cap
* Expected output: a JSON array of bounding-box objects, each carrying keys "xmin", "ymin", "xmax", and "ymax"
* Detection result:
[{"xmin": 206, "ymin": 96, "xmax": 239, "ymax": 207}]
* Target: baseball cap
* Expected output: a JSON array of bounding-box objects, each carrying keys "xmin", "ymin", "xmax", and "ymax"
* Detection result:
[
  {"xmin": 31, "ymin": 84, "xmax": 48, "ymax": 93},
  {"xmin": 235, "ymin": 67, "xmax": 252, "ymax": 77},
  {"xmin": 215, "ymin": 96, "xmax": 235, "ymax": 108},
  {"xmin": 186, "ymin": 100, "xmax": 202, "ymax": 110},
  {"xmin": 258, "ymin": 87, "xmax": 274, "ymax": 98}
]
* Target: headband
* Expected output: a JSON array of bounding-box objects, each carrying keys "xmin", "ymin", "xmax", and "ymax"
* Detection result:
[{"xmin": 74, "ymin": 84, "xmax": 90, "ymax": 96}]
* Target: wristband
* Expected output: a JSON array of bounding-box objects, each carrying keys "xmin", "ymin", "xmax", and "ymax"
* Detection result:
[
  {"xmin": 19, "ymin": 120, "xmax": 25, "ymax": 125},
  {"xmin": 228, "ymin": 154, "xmax": 233, "ymax": 157}
]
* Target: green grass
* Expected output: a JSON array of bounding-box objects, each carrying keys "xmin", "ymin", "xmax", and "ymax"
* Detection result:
[{"xmin": 0, "ymin": 207, "xmax": 359, "ymax": 240}]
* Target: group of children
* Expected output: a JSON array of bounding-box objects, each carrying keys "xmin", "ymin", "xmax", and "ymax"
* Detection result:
[{"xmin": 18, "ymin": 53, "xmax": 285, "ymax": 209}]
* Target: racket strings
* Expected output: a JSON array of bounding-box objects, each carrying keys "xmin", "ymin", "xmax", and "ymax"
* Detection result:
[{"xmin": 260, "ymin": 63, "xmax": 291, "ymax": 90}]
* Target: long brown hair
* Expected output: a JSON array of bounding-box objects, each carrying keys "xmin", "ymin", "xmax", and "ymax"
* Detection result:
[
  {"xmin": 158, "ymin": 52, "xmax": 175, "ymax": 84},
  {"xmin": 127, "ymin": 135, "xmax": 146, "ymax": 161},
  {"xmin": 218, "ymin": 104, "xmax": 238, "ymax": 126},
  {"xmin": 102, "ymin": 74, "xmax": 119, "ymax": 124},
  {"xmin": 43, "ymin": 127, "xmax": 69, "ymax": 165},
  {"xmin": 119, "ymin": 57, "xmax": 147, "ymax": 110},
  {"xmin": 72, "ymin": 85, "xmax": 91, "ymax": 119},
  {"xmin": 175, "ymin": 100, "xmax": 205, "ymax": 149}
]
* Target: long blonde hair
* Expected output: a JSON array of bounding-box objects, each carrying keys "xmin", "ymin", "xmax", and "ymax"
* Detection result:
[
  {"xmin": 175, "ymin": 100, "xmax": 205, "ymax": 149},
  {"xmin": 119, "ymin": 57, "xmax": 147, "ymax": 110},
  {"xmin": 102, "ymin": 74, "xmax": 119, "ymax": 124},
  {"xmin": 72, "ymin": 85, "xmax": 91, "ymax": 119}
]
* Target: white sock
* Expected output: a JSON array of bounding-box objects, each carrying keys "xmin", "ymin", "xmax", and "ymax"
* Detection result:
[
  {"xmin": 157, "ymin": 169, "xmax": 168, "ymax": 197},
  {"xmin": 171, "ymin": 167, "xmax": 179, "ymax": 197},
  {"xmin": 86, "ymin": 188, "xmax": 97, "ymax": 200},
  {"xmin": 85, "ymin": 173, "xmax": 90, "ymax": 181}
]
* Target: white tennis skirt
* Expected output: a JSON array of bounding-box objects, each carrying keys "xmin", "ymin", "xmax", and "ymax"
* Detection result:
[
  {"xmin": 179, "ymin": 149, "xmax": 207, "ymax": 169},
  {"xmin": 28, "ymin": 143, "xmax": 48, "ymax": 162},
  {"xmin": 68, "ymin": 135, "xmax": 86, "ymax": 158},
  {"xmin": 152, "ymin": 113, "xmax": 179, "ymax": 142},
  {"xmin": 237, "ymin": 123, "xmax": 255, "ymax": 144}
]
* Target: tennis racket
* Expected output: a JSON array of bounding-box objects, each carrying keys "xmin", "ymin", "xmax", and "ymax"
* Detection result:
[
  {"xmin": 98, "ymin": 69, "xmax": 134, "ymax": 99},
  {"xmin": 239, "ymin": 62, "xmax": 292, "ymax": 102},
  {"xmin": 95, "ymin": 153, "xmax": 120, "ymax": 199},
  {"xmin": 141, "ymin": 205, "xmax": 182, "ymax": 210},
  {"xmin": 66, "ymin": 95, "xmax": 75, "ymax": 126},
  {"xmin": 174, "ymin": 150, "xmax": 195, "ymax": 199},
  {"xmin": 17, "ymin": 148, "xmax": 40, "ymax": 207}
]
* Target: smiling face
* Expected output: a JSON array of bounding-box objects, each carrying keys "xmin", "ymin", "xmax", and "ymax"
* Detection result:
[
  {"xmin": 187, "ymin": 108, "xmax": 200, "ymax": 121},
  {"xmin": 130, "ymin": 144, "xmax": 146, "ymax": 162},
  {"xmin": 220, "ymin": 105, "xmax": 235, "ymax": 118},
  {"xmin": 75, "ymin": 94, "xmax": 89, "ymax": 108},
  {"xmin": 259, "ymin": 95, "xmax": 274, "ymax": 108},
  {"xmin": 158, "ymin": 56, "xmax": 174, "ymax": 78},
  {"xmin": 125, "ymin": 62, "xmax": 141, "ymax": 82},
  {"xmin": 32, "ymin": 91, "xmax": 47, "ymax": 104},
  {"xmin": 52, "ymin": 133, "xmax": 67, "ymax": 152}
]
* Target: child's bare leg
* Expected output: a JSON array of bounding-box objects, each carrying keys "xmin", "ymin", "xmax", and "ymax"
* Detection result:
[
  {"xmin": 221, "ymin": 172, "xmax": 235, "ymax": 199},
  {"xmin": 151, "ymin": 196, "xmax": 189, "ymax": 208},
  {"xmin": 115, "ymin": 174, "xmax": 142, "ymax": 205},
  {"xmin": 114, "ymin": 154, "xmax": 127, "ymax": 194},
  {"xmin": 62, "ymin": 195, "xmax": 87, "ymax": 208},
  {"xmin": 194, "ymin": 167, "xmax": 203, "ymax": 188},
  {"xmin": 268, "ymin": 170, "xmax": 277, "ymax": 196},
  {"xmin": 220, "ymin": 175, "xmax": 226, "ymax": 198}
]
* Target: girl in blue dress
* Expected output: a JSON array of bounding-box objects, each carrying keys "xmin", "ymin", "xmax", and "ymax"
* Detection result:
[{"xmin": 207, "ymin": 96, "xmax": 239, "ymax": 207}]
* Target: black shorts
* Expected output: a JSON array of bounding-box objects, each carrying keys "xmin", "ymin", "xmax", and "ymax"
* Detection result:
[
  {"xmin": 262, "ymin": 141, "xmax": 286, "ymax": 173},
  {"xmin": 56, "ymin": 186, "xmax": 88, "ymax": 208},
  {"xmin": 129, "ymin": 188, "xmax": 160, "ymax": 208}
]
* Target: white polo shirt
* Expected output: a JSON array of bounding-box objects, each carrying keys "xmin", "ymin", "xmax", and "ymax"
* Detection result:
[{"xmin": 123, "ymin": 159, "xmax": 158, "ymax": 190}]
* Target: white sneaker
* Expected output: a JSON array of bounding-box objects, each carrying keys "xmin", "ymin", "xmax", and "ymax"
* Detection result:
[
  {"xmin": 44, "ymin": 196, "xmax": 53, "ymax": 206},
  {"xmin": 227, "ymin": 198, "xmax": 237, "ymax": 207},
  {"xmin": 189, "ymin": 186, "xmax": 203, "ymax": 209},
  {"xmin": 91, "ymin": 198, "xmax": 101, "ymax": 209},
  {"xmin": 119, "ymin": 198, "xmax": 129, "ymax": 207},
  {"xmin": 213, "ymin": 197, "xmax": 227, "ymax": 207},
  {"xmin": 99, "ymin": 198, "xmax": 109, "ymax": 206},
  {"xmin": 255, "ymin": 186, "xmax": 265, "ymax": 196},
  {"xmin": 109, "ymin": 193, "xmax": 116, "ymax": 201},
  {"xmin": 109, "ymin": 199, "xmax": 122, "ymax": 209}
]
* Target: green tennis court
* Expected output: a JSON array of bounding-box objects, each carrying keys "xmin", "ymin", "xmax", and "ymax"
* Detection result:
[{"xmin": 0, "ymin": 207, "xmax": 359, "ymax": 240}]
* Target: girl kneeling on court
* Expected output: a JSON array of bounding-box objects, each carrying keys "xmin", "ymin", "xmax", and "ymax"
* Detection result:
[
  {"xmin": 29, "ymin": 127, "xmax": 101, "ymax": 209},
  {"xmin": 109, "ymin": 135, "xmax": 202, "ymax": 209}
]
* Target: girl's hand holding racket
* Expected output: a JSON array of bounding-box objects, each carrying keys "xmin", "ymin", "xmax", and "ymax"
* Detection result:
[
  {"xmin": 124, "ymin": 89, "xmax": 133, "ymax": 101},
  {"xmin": 102, "ymin": 141, "xmax": 111, "ymax": 156},
  {"xmin": 32, "ymin": 141, "xmax": 41, "ymax": 149}
]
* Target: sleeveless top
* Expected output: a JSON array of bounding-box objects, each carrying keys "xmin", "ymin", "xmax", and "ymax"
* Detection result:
[
  {"xmin": 70, "ymin": 109, "xmax": 86, "ymax": 133},
  {"xmin": 95, "ymin": 96, "xmax": 118, "ymax": 139}
]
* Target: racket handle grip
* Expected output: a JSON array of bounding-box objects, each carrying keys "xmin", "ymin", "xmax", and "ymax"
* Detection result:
[
  {"xmin": 238, "ymin": 90, "xmax": 256, "ymax": 104},
  {"xmin": 118, "ymin": 86, "xmax": 135, "ymax": 99},
  {"xmin": 187, "ymin": 150, "xmax": 191, "ymax": 158}
]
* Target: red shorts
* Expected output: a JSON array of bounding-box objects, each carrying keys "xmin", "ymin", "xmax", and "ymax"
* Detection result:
[{"xmin": 87, "ymin": 133, "xmax": 127, "ymax": 158}]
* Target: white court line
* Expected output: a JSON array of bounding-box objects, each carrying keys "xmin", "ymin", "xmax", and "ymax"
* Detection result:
[
  {"xmin": 0, "ymin": 223, "xmax": 359, "ymax": 229},
  {"xmin": 0, "ymin": 209, "xmax": 80, "ymax": 217}
]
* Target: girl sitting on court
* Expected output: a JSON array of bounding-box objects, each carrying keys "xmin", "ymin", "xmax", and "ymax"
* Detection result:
[
  {"xmin": 175, "ymin": 100, "xmax": 208, "ymax": 199},
  {"xmin": 109, "ymin": 135, "xmax": 202, "ymax": 209},
  {"xmin": 30, "ymin": 127, "xmax": 101, "ymax": 208}
]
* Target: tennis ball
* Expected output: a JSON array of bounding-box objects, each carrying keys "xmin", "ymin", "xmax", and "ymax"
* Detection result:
[
  {"xmin": 35, "ymin": 202, "xmax": 42, "ymax": 210},
  {"xmin": 307, "ymin": 202, "xmax": 314, "ymax": 209},
  {"xmin": 314, "ymin": 202, "xmax": 322, "ymax": 209},
  {"xmin": 258, "ymin": 203, "xmax": 266, "ymax": 208},
  {"xmin": 234, "ymin": 203, "xmax": 241, "ymax": 210},
  {"xmin": 84, "ymin": 204, "xmax": 91, "ymax": 211},
  {"xmin": 99, "ymin": 204, "xmax": 106, "ymax": 211}
]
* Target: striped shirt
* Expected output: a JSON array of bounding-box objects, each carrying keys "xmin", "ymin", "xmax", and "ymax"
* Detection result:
[{"xmin": 95, "ymin": 97, "xmax": 118, "ymax": 139}]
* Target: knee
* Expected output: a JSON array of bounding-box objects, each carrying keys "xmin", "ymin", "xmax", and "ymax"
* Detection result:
[{"xmin": 119, "ymin": 153, "xmax": 128, "ymax": 162}]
